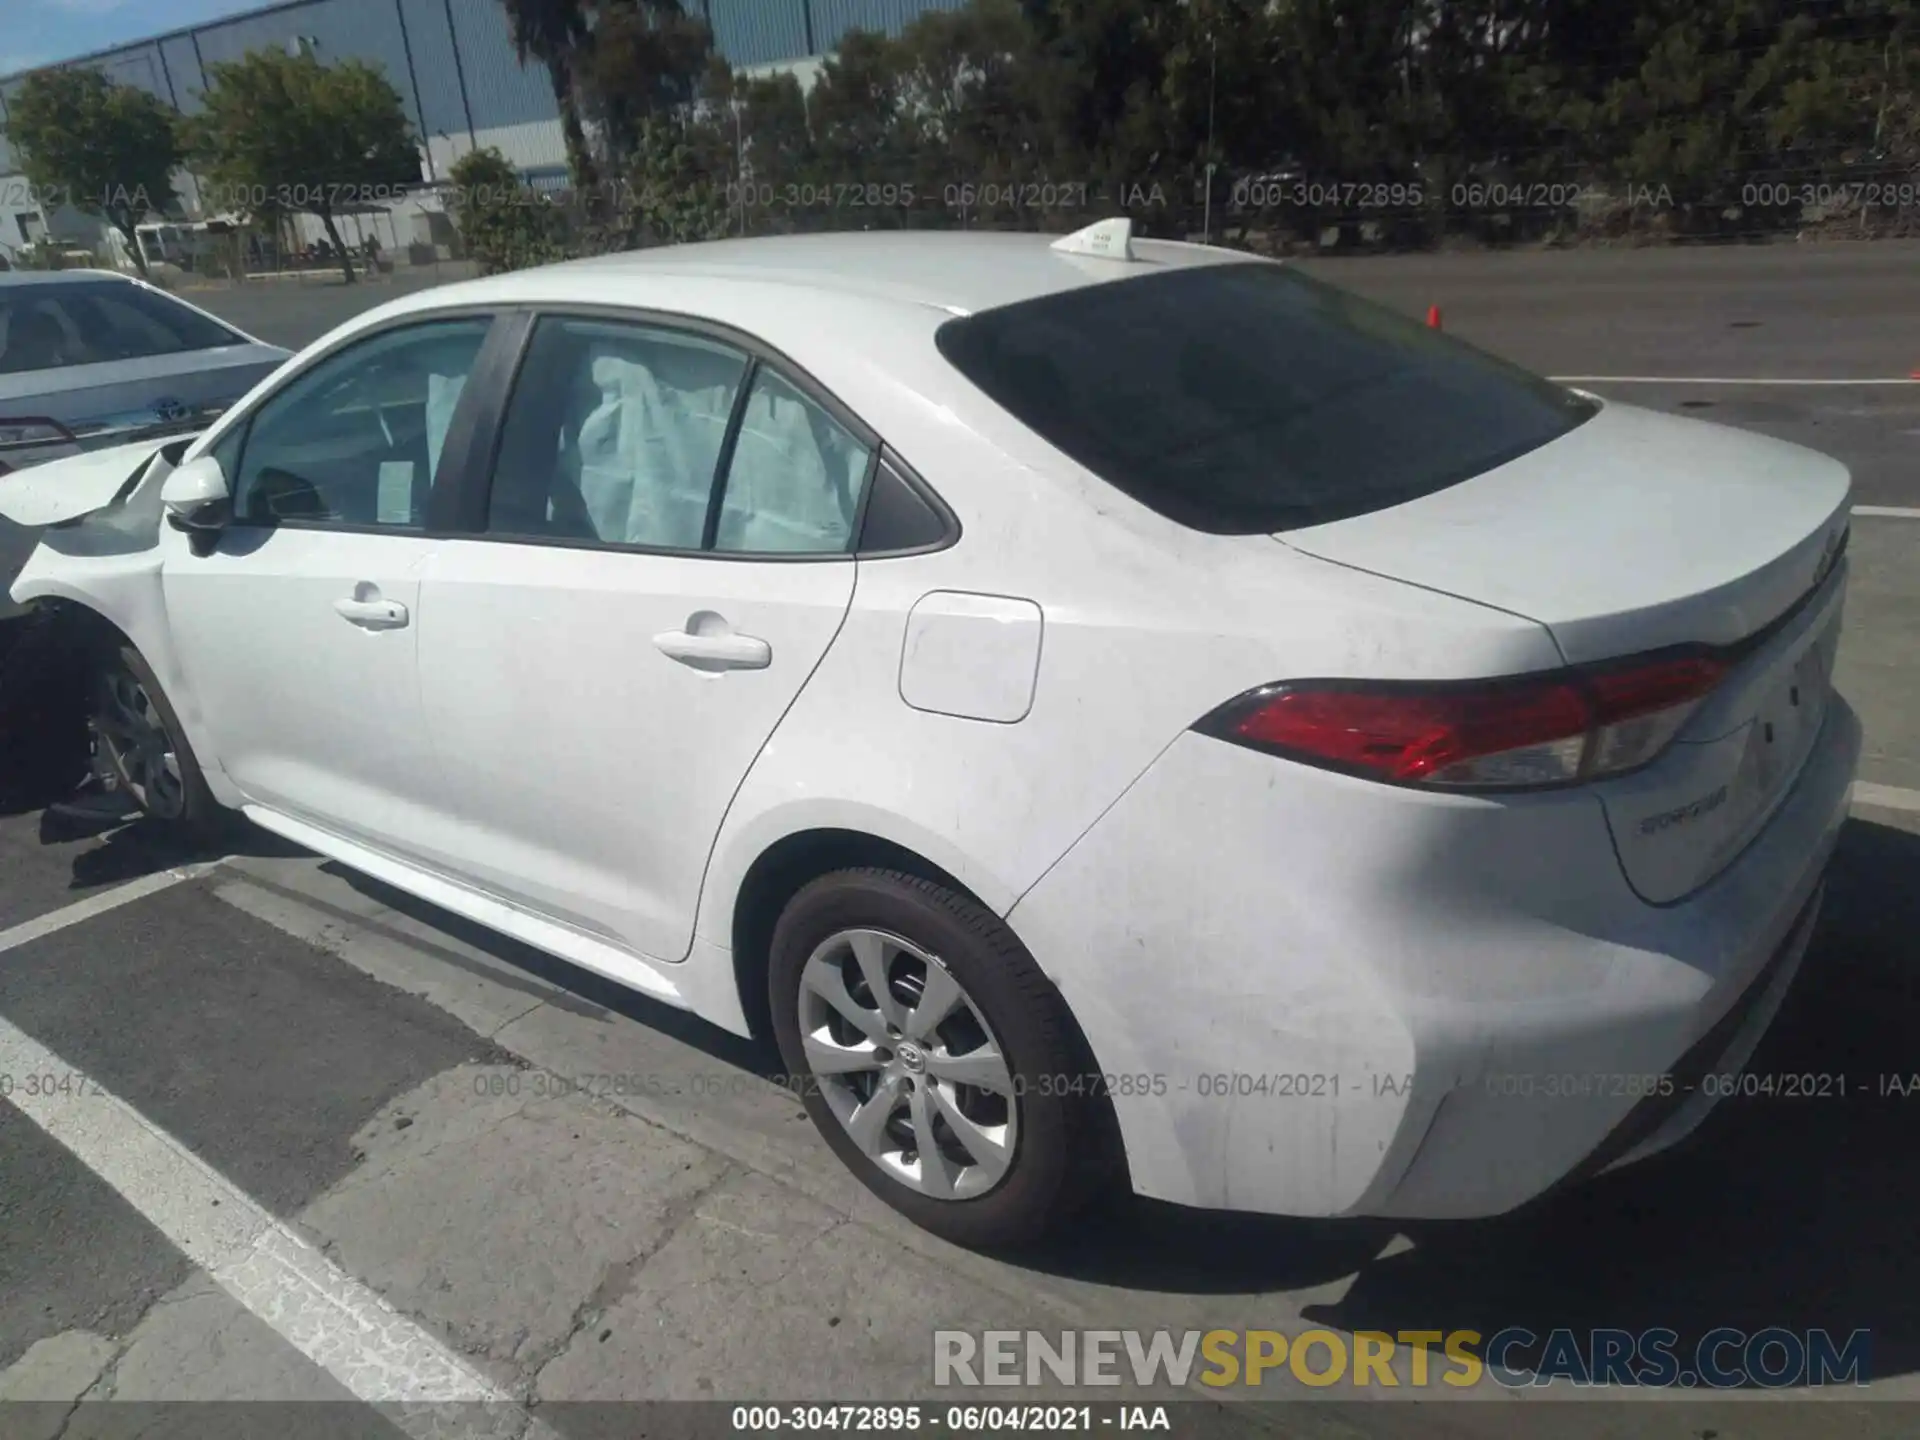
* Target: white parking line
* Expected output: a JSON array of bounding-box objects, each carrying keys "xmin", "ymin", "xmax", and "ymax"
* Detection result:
[
  {"xmin": 0, "ymin": 1013, "xmax": 526, "ymax": 1416},
  {"xmin": 1853, "ymin": 781, "xmax": 1920, "ymax": 815},
  {"xmin": 1552, "ymin": 376, "xmax": 1920, "ymax": 386},
  {"xmin": 1851, "ymin": 506, "xmax": 1920, "ymax": 520},
  {"xmin": 0, "ymin": 862, "xmax": 220, "ymax": 957},
  {"xmin": 0, "ymin": 870, "xmax": 540, "ymax": 1431}
]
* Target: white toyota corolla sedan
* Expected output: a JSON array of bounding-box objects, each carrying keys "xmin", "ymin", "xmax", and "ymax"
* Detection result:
[{"xmin": 2, "ymin": 221, "xmax": 1859, "ymax": 1248}]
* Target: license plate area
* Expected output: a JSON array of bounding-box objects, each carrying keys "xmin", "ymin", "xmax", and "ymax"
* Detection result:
[
  {"xmin": 1594, "ymin": 576, "xmax": 1845, "ymax": 905},
  {"xmin": 1739, "ymin": 610, "xmax": 1840, "ymax": 807}
]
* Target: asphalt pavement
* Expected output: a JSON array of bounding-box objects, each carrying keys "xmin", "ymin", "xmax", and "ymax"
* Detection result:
[
  {"xmin": 1, "ymin": 243, "xmax": 1917, "ymax": 1436},
  {"xmin": 1305, "ymin": 241, "xmax": 1920, "ymax": 512}
]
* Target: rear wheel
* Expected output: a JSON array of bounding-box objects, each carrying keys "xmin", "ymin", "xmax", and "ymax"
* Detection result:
[
  {"xmin": 769, "ymin": 867, "xmax": 1120, "ymax": 1249},
  {"xmin": 90, "ymin": 644, "xmax": 216, "ymax": 830}
]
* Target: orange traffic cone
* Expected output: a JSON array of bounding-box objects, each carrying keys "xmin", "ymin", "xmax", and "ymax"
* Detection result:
[{"xmin": 1426, "ymin": 305, "xmax": 1442, "ymax": 329}]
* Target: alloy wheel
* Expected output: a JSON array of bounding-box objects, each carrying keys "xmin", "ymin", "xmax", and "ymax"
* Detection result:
[
  {"xmin": 93, "ymin": 665, "xmax": 185, "ymax": 819},
  {"xmin": 796, "ymin": 928, "xmax": 1017, "ymax": 1200}
]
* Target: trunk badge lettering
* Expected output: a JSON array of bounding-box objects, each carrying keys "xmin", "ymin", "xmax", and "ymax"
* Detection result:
[{"xmin": 1639, "ymin": 784, "xmax": 1730, "ymax": 836}]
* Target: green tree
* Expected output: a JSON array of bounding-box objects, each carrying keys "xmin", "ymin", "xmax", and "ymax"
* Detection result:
[
  {"xmin": 445, "ymin": 146, "xmax": 569, "ymax": 273},
  {"xmin": 579, "ymin": 0, "xmax": 716, "ymax": 172},
  {"xmin": 500, "ymin": 0, "xmax": 600, "ymax": 193},
  {"xmin": 1, "ymin": 68, "xmax": 182, "ymax": 276},
  {"xmin": 187, "ymin": 48, "xmax": 419, "ymax": 283},
  {"xmin": 1015, "ymin": 0, "xmax": 1183, "ymax": 206},
  {"xmin": 525, "ymin": 0, "xmax": 1920, "ymax": 254},
  {"xmin": 809, "ymin": 29, "xmax": 919, "ymax": 218},
  {"xmin": 625, "ymin": 114, "xmax": 732, "ymax": 244},
  {"xmin": 892, "ymin": 0, "xmax": 1058, "ymax": 229},
  {"xmin": 724, "ymin": 70, "xmax": 815, "ymax": 233}
]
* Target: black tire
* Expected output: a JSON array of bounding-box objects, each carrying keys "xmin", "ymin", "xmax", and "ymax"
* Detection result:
[
  {"xmin": 90, "ymin": 643, "xmax": 218, "ymax": 832},
  {"xmin": 0, "ymin": 605, "xmax": 92, "ymax": 809},
  {"xmin": 769, "ymin": 867, "xmax": 1121, "ymax": 1250}
]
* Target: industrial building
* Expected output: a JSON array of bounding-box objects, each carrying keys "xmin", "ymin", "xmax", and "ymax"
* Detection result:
[{"xmin": 0, "ymin": 0, "xmax": 962, "ymax": 264}]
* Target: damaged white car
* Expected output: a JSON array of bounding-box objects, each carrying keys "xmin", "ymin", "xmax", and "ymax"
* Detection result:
[
  {"xmin": 0, "ymin": 269, "xmax": 289, "ymax": 622},
  {"xmin": 0, "ymin": 225, "xmax": 1860, "ymax": 1248}
]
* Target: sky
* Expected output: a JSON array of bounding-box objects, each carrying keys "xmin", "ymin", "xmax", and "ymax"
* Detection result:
[{"xmin": 2, "ymin": 0, "xmax": 254, "ymax": 78}]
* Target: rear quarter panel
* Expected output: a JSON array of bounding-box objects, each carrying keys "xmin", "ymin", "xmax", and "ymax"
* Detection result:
[{"xmin": 692, "ymin": 364, "xmax": 1570, "ymax": 975}]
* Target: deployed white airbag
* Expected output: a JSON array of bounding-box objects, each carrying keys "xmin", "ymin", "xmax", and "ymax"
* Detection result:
[
  {"xmin": 546, "ymin": 342, "xmax": 864, "ymax": 553},
  {"xmin": 716, "ymin": 376, "xmax": 863, "ymax": 553},
  {"xmin": 571, "ymin": 352, "xmax": 714, "ymax": 549}
]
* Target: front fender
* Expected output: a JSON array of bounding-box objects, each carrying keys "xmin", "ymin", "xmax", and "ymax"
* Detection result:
[{"xmin": 12, "ymin": 548, "xmax": 238, "ymax": 808}]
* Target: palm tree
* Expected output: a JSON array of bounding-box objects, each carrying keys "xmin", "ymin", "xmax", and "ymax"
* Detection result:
[{"xmin": 500, "ymin": 0, "xmax": 601, "ymax": 193}]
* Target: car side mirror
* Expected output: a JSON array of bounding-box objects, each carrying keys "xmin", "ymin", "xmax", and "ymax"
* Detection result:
[
  {"xmin": 162, "ymin": 454, "xmax": 230, "ymax": 513},
  {"xmin": 162, "ymin": 454, "xmax": 232, "ymax": 553}
]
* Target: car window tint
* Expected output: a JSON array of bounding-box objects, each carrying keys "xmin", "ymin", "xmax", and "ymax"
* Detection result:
[
  {"xmin": 488, "ymin": 316, "xmax": 749, "ymax": 550},
  {"xmin": 232, "ymin": 319, "xmax": 490, "ymax": 528},
  {"xmin": 935, "ymin": 262, "xmax": 1596, "ymax": 534},
  {"xmin": 712, "ymin": 367, "xmax": 872, "ymax": 555},
  {"xmin": 0, "ymin": 280, "xmax": 245, "ymax": 374},
  {"xmin": 91, "ymin": 292, "xmax": 197, "ymax": 355}
]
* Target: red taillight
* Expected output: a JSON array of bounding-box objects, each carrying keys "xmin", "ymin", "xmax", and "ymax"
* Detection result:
[
  {"xmin": 1199, "ymin": 651, "xmax": 1729, "ymax": 790},
  {"xmin": 1586, "ymin": 654, "xmax": 1727, "ymax": 724}
]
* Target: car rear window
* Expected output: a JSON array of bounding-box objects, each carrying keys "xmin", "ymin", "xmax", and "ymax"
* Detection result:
[
  {"xmin": 934, "ymin": 261, "xmax": 1596, "ymax": 534},
  {"xmin": 0, "ymin": 280, "xmax": 244, "ymax": 376}
]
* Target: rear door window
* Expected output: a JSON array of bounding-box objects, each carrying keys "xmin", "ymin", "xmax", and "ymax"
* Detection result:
[
  {"xmin": 485, "ymin": 315, "xmax": 876, "ymax": 557},
  {"xmin": 711, "ymin": 366, "xmax": 872, "ymax": 555},
  {"xmin": 486, "ymin": 316, "xmax": 750, "ymax": 550},
  {"xmin": 934, "ymin": 261, "xmax": 1596, "ymax": 534},
  {"xmin": 0, "ymin": 280, "xmax": 246, "ymax": 374}
]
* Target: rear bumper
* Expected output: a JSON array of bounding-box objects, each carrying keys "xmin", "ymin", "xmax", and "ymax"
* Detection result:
[
  {"xmin": 1006, "ymin": 694, "xmax": 1861, "ymax": 1219},
  {"xmin": 1572, "ymin": 881, "xmax": 1823, "ymax": 1182}
]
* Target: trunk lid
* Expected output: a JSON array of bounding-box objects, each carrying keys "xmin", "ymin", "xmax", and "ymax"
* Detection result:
[
  {"xmin": 1277, "ymin": 401, "xmax": 1851, "ymax": 665},
  {"xmin": 0, "ymin": 344, "xmax": 282, "ymax": 469},
  {"xmin": 1279, "ymin": 400, "xmax": 1853, "ymax": 902}
]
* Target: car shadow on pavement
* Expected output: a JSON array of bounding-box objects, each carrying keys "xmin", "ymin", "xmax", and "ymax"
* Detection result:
[
  {"xmin": 1027, "ymin": 1200, "xmax": 1401, "ymax": 1296},
  {"xmin": 37, "ymin": 797, "xmax": 308, "ymax": 893},
  {"xmin": 322, "ymin": 862, "xmax": 778, "ymax": 1075},
  {"xmin": 1293, "ymin": 814, "xmax": 1920, "ymax": 1388}
]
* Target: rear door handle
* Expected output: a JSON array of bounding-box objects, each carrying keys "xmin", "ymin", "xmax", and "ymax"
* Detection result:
[
  {"xmin": 652, "ymin": 628, "xmax": 771, "ymax": 671},
  {"xmin": 334, "ymin": 597, "xmax": 409, "ymax": 630}
]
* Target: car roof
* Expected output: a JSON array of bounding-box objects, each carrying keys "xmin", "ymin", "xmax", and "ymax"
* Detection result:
[
  {"xmin": 0, "ymin": 269, "xmax": 136, "ymax": 288},
  {"xmin": 384, "ymin": 228, "xmax": 1259, "ymax": 324}
]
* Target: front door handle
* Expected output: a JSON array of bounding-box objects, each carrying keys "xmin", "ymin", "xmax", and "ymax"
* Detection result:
[
  {"xmin": 652, "ymin": 628, "xmax": 771, "ymax": 672},
  {"xmin": 334, "ymin": 596, "xmax": 409, "ymax": 630}
]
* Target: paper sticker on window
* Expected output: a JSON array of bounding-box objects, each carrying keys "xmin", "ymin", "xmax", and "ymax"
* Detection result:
[{"xmin": 378, "ymin": 461, "xmax": 415, "ymax": 525}]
